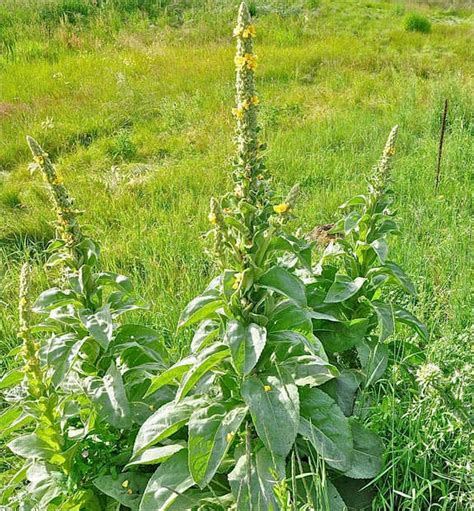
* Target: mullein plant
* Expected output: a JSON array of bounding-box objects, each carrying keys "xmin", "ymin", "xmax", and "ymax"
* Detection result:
[
  {"xmin": 1, "ymin": 139, "xmax": 169, "ymax": 509},
  {"xmin": 128, "ymin": 4, "xmax": 427, "ymax": 510},
  {"xmin": 0, "ymin": 4, "xmax": 430, "ymax": 510},
  {"xmin": 311, "ymin": 126, "xmax": 428, "ymax": 388}
]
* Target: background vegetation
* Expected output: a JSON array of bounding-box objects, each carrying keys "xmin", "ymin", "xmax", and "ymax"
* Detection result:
[{"xmin": 0, "ymin": 0, "xmax": 472, "ymax": 509}]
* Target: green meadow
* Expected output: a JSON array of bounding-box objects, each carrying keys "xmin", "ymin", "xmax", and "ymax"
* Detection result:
[{"xmin": 0, "ymin": 0, "xmax": 472, "ymax": 509}]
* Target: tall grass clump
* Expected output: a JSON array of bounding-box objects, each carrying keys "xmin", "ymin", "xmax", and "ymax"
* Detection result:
[
  {"xmin": 405, "ymin": 12, "xmax": 432, "ymax": 33},
  {"xmin": 0, "ymin": 3, "xmax": 430, "ymax": 510}
]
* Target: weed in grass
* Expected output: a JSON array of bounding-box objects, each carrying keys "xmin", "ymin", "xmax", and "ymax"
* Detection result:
[
  {"xmin": 0, "ymin": 0, "xmax": 472, "ymax": 508},
  {"xmin": 405, "ymin": 12, "xmax": 432, "ymax": 33}
]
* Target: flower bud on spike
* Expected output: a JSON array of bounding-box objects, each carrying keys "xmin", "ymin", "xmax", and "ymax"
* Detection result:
[{"xmin": 26, "ymin": 136, "xmax": 83, "ymax": 252}]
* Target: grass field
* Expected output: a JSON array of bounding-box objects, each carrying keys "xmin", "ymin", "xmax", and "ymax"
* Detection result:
[{"xmin": 0, "ymin": 0, "xmax": 473, "ymax": 509}]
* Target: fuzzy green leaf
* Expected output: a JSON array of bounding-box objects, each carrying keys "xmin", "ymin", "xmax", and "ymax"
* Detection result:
[
  {"xmin": 133, "ymin": 396, "xmax": 205, "ymax": 457},
  {"xmin": 0, "ymin": 369, "xmax": 24, "ymax": 390},
  {"xmin": 299, "ymin": 387, "xmax": 353, "ymax": 471},
  {"xmin": 188, "ymin": 402, "xmax": 247, "ymax": 488},
  {"xmin": 259, "ymin": 266, "xmax": 307, "ymax": 306},
  {"xmin": 241, "ymin": 369, "xmax": 299, "ymax": 457},
  {"xmin": 324, "ymin": 276, "xmax": 366, "ymax": 304},
  {"xmin": 87, "ymin": 362, "xmax": 131, "ymax": 429},
  {"xmin": 345, "ymin": 421, "xmax": 384, "ymax": 479},
  {"xmin": 228, "ymin": 445, "xmax": 285, "ymax": 511},
  {"xmin": 226, "ymin": 320, "xmax": 267, "ymax": 375},
  {"xmin": 394, "ymin": 306, "xmax": 428, "ymax": 340},
  {"xmin": 93, "ymin": 472, "xmax": 149, "ymax": 510},
  {"xmin": 145, "ymin": 356, "xmax": 195, "ymax": 397},
  {"xmin": 371, "ymin": 301, "xmax": 395, "ymax": 342},
  {"xmin": 139, "ymin": 449, "xmax": 194, "ymax": 511},
  {"xmin": 125, "ymin": 444, "xmax": 186, "ymax": 469},
  {"xmin": 176, "ymin": 343, "xmax": 230, "ymax": 400},
  {"xmin": 178, "ymin": 290, "xmax": 223, "ymax": 329}
]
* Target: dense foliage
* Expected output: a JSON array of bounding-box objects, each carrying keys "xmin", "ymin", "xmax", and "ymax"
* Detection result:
[{"xmin": 0, "ymin": 3, "xmax": 433, "ymax": 510}]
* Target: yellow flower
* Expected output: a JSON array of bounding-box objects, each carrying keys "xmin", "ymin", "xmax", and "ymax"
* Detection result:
[
  {"xmin": 51, "ymin": 175, "xmax": 63, "ymax": 186},
  {"xmin": 386, "ymin": 147, "xmax": 395, "ymax": 156},
  {"xmin": 208, "ymin": 212, "xmax": 217, "ymax": 224},
  {"xmin": 242, "ymin": 99, "xmax": 250, "ymax": 111},
  {"xmin": 233, "ymin": 26, "xmax": 243, "ymax": 38},
  {"xmin": 34, "ymin": 155, "xmax": 45, "ymax": 165},
  {"xmin": 250, "ymin": 95, "xmax": 260, "ymax": 106},
  {"xmin": 264, "ymin": 385, "xmax": 272, "ymax": 392},
  {"xmin": 235, "ymin": 54, "xmax": 257, "ymax": 71},
  {"xmin": 232, "ymin": 107, "xmax": 244, "ymax": 119},
  {"xmin": 244, "ymin": 53, "xmax": 257, "ymax": 70},
  {"xmin": 243, "ymin": 25, "xmax": 256, "ymax": 39},
  {"xmin": 127, "ymin": 489, "xmax": 133, "ymax": 495},
  {"xmin": 232, "ymin": 273, "xmax": 243, "ymax": 290},
  {"xmin": 273, "ymin": 203, "xmax": 290, "ymax": 214},
  {"xmin": 234, "ymin": 55, "xmax": 245, "ymax": 68},
  {"xmin": 226, "ymin": 431, "xmax": 235, "ymax": 443},
  {"xmin": 122, "ymin": 480, "xmax": 129, "ymax": 489},
  {"xmin": 19, "ymin": 297, "xmax": 27, "ymax": 307}
]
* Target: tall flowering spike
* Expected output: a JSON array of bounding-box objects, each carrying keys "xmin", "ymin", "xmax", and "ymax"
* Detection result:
[
  {"xmin": 233, "ymin": 2, "xmax": 266, "ymax": 200},
  {"xmin": 370, "ymin": 125, "xmax": 399, "ymax": 193},
  {"xmin": 27, "ymin": 136, "xmax": 83, "ymax": 250},
  {"xmin": 18, "ymin": 263, "xmax": 44, "ymax": 397}
]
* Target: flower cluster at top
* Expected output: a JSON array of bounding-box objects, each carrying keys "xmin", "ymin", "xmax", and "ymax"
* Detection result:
[
  {"xmin": 370, "ymin": 125, "xmax": 399, "ymax": 194},
  {"xmin": 233, "ymin": 23, "xmax": 256, "ymax": 39},
  {"xmin": 205, "ymin": 2, "xmax": 300, "ymax": 281}
]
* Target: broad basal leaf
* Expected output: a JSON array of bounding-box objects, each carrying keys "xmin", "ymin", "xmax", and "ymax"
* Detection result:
[
  {"xmin": 125, "ymin": 443, "xmax": 186, "ymax": 469},
  {"xmin": 268, "ymin": 300, "xmax": 313, "ymax": 333},
  {"xmin": 178, "ymin": 290, "xmax": 223, "ymax": 329},
  {"xmin": 8, "ymin": 434, "xmax": 57, "ymax": 461},
  {"xmin": 86, "ymin": 362, "xmax": 131, "ymax": 429},
  {"xmin": 321, "ymin": 370, "xmax": 363, "ymax": 417},
  {"xmin": 145, "ymin": 356, "xmax": 196, "ymax": 397},
  {"xmin": 324, "ymin": 276, "xmax": 366, "ymax": 304},
  {"xmin": 371, "ymin": 301, "xmax": 394, "ymax": 342},
  {"xmin": 93, "ymin": 472, "xmax": 149, "ymax": 511},
  {"xmin": 316, "ymin": 318, "xmax": 369, "ymax": 353},
  {"xmin": 259, "ymin": 266, "xmax": 307, "ymax": 306},
  {"xmin": 45, "ymin": 333, "xmax": 85, "ymax": 386},
  {"xmin": 345, "ymin": 421, "xmax": 384, "ymax": 479},
  {"xmin": 299, "ymin": 387, "xmax": 353, "ymax": 471},
  {"xmin": 140, "ymin": 449, "xmax": 194, "ymax": 511},
  {"xmin": 226, "ymin": 320, "xmax": 267, "ymax": 375},
  {"xmin": 176, "ymin": 343, "xmax": 230, "ymax": 400},
  {"xmin": 241, "ymin": 369, "xmax": 299, "ymax": 457},
  {"xmin": 191, "ymin": 320, "xmax": 220, "ymax": 353},
  {"xmin": 331, "ymin": 475, "xmax": 376, "ymax": 509},
  {"xmin": 285, "ymin": 354, "xmax": 338, "ymax": 387},
  {"xmin": 33, "ymin": 288, "xmax": 80, "ymax": 313},
  {"xmin": 79, "ymin": 305, "xmax": 114, "ymax": 350},
  {"xmin": 133, "ymin": 396, "xmax": 205, "ymax": 457},
  {"xmin": 228, "ymin": 445, "xmax": 285, "ymax": 511},
  {"xmin": 189, "ymin": 401, "xmax": 247, "ymax": 487}
]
